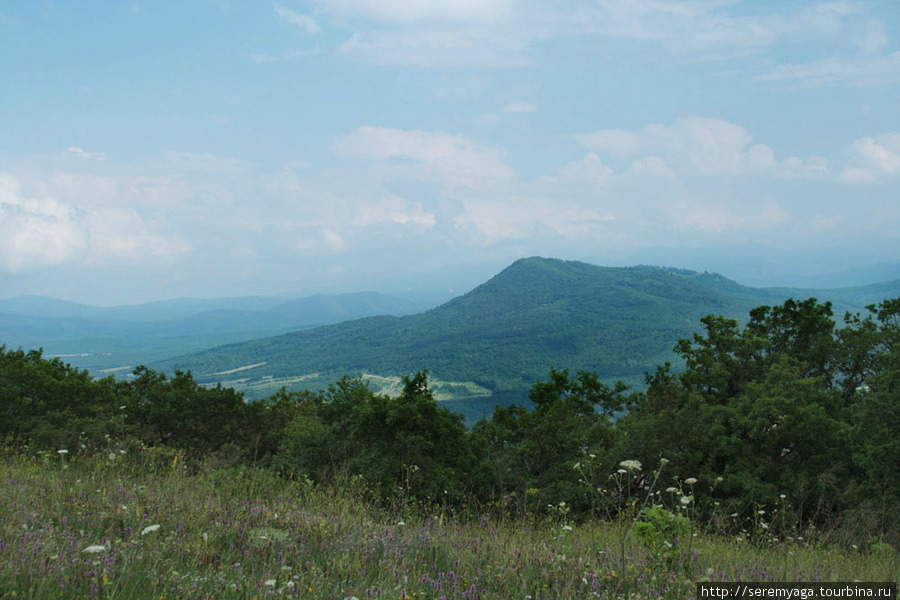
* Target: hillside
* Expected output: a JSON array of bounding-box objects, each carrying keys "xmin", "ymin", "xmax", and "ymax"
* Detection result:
[
  {"xmin": 0, "ymin": 292, "xmax": 439, "ymax": 373},
  {"xmin": 158, "ymin": 257, "xmax": 900, "ymax": 420}
]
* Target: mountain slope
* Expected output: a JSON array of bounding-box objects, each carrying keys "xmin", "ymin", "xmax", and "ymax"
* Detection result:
[
  {"xmin": 0, "ymin": 292, "xmax": 441, "ymax": 376},
  {"xmin": 159, "ymin": 257, "xmax": 900, "ymax": 419}
]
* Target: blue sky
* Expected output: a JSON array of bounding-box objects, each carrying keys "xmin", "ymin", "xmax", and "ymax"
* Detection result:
[{"xmin": 1, "ymin": 0, "xmax": 899, "ymax": 304}]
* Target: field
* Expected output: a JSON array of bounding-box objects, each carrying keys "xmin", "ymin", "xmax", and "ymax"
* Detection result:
[{"xmin": 2, "ymin": 450, "xmax": 896, "ymax": 600}]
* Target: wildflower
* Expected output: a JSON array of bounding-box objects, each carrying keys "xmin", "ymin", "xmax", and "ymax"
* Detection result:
[
  {"xmin": 680, "ymin": 495, "xmax": 693, "ymax": 506},
  {"xmin": 617, "ymin": 469, "xmax": 627, "ymax": 474},
  {"xmin": 573, "ymin": 462, "xmax": 581, "ymax": 470},
  {"xmin": 264, "ymin": 579, "xmax": 277, "ymax": 587},
  {"xmin": 619, "ymin": 460, "xmax": 642, "ymax": 472},
  {"xmin": 659, "ymin": 458, "xmax": 670, "ymax": 466},
  {"xmin": 141, "ymin": 524, "xmax": 160, "ymax": 536},
  {"xmin": 665, "ymin": 487, "xmax": 678, "ymax": 493},
  {"xmin": 83, "ymin": 545, "xmax": 107, "ymax": 554},
  {"xmin": 562, "ymin": 525, "xmax": 573, "ymax": 531},
  {"xmin": 684, "ymin": 477, "xmax": 698, "ymax": 485},
  {"xmin": 780, "ymin": 494, "xmax": 786, "ymax": 500},
  {"xmin": 57, "ymin": 449, "xmax": 69, "ymax": 455}
]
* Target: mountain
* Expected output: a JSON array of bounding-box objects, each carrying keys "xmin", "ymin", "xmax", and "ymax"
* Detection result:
[
  {"xmin": 157, "ymin": 257, "xmax": 900, "ymax": 421},
  {"xmin": 0, "ymin": 291, "xmax": 442, "ymax": 372}
]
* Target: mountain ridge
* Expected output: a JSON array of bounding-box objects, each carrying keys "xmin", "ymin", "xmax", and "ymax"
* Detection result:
[{"xmin": 156, "ymin": 257, "xmax": 900, "ymax": 421}]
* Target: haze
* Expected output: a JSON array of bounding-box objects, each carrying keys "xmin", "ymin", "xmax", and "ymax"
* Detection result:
[{"xmin": 1, "ymin": 1, "xmax": 899, "ymax": 305}]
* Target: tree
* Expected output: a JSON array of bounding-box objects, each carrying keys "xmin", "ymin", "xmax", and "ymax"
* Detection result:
[
  {"xmin": 472, "ymin": 368, "xmax": 625, "ymax": 515},
  {"xmin": 619, "ymin": 299, "xmax": 857, "ymax": 528}
]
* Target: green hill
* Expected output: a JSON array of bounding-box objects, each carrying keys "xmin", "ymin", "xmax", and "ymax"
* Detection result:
[{"xmin": 158, "ymin": 257, "xmax": 900, "ymax": 421}]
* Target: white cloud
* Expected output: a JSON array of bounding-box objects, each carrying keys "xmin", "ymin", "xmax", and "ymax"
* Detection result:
[
  {"xmin": 87, "ymin": 208, "xmax": 191, "ymax": 260},
  {"xmin": 553, "ymin": 153, "xmax": 614, "ymax": 187},
  {"xmin": 856, "ymin": 19, "xmax": 888, "ymax": 55},
  {"xmin": 575, "ymin": 116, "xmax": 824, "ymax": 178},
  {"xmin": 625, "ymin": 156, "xmax": 677, "ymax": 179},
  {"xmin": 333, "ymin": 126, "xmax": 514, "ymax": 188},
  {"xmin": 839, "ymin": 133, "xmax": 900, "ymax": 183},
  {"xmin": 569, "ymin": 1, "xmax": 871, "ymax": 57},
  {"xmin": 0, "ymin": 169, "xmax": 198, "ymax": 275},
  {"xmin": 295, "ymin": 227, "xmax": 348, "ymax": 254},
  {"xmin": 283, "ymin": 1, "xmax": 881, "ymax": 72},
  {"xmin": 353, "ymin": 196, "xmax": 435, "ymax": 227},
  {"xmin": 67, "ymin": 146, "xmax": 108, "ymax": 161},
  {"xmin": 454, "ymin": 193, "xmax": 613, "ymax": 243},
  {"xmin": 759, "ymin": 51, "xmax": 900, "ymax": 87},
  {"xmin": 0, "ymin": 174, "xmax": 88, "ymax": 272},
  {"xmin": 275, "ymin": 4, "xmax": 320, "ymax": 33},
  {"xmin": 313, "ymin": 0, "xmax": 516, "ymax": 24}
]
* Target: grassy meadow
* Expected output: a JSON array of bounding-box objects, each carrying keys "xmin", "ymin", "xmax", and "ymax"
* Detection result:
[{"xmin": 2, "ymin": 449, "xmax": 897, "ymax": 600}]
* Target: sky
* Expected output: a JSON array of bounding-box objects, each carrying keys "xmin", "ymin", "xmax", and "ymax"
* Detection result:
[{"xmin": 1, "ymin": 0, "xmax": 899, "ymax": 305}]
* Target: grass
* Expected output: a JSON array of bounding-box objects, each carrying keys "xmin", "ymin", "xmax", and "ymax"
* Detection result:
[{"xmin": 0, "ymin": 450, "xmax": 897, "ymax": 600}]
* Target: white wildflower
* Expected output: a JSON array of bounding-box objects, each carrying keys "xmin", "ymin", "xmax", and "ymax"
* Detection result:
[
  {"xmin": 83, "ymin": 545, "xmax": 107, "ymax": 554},
  {"xmin": 665, "ymin": 487, "xmax": 678, "ymax": 493},
  {"xmin": 264, "ymin": 579, "xmax": 277, "ymax": 587},
  {"xmin": 141, "ymin": 524, "xmax": 160, "ymax": 536},
  {"xmin": 562, "ymin": 525, "xmax": 573, "ymax": 531},
  {"xmin": 684, "ymin": 477, "xmax": 698, "ymax": 485},
  {"xmin": 57, "ymin": 449, "xmax": 69, "ymax": 455},
  {"xmin": 619, "ymin": 460, "xmax": 642, "ymax": 472},
  {"xmin": 680, "ymin": 495, "xmax": 693, "ymax": 506},
  {"xmin": 617, "ymin": 469, "xmax": 627, "ymax": 474}
]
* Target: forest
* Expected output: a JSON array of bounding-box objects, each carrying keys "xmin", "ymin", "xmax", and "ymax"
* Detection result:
[{"xmin": 2, "ymin": 296, "xmax": 899, "ymax": 548}]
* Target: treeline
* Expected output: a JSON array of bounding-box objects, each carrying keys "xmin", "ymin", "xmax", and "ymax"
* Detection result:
[{"xmin": 1, "ymin": 297, "xmax": 899, "ymax": 545}]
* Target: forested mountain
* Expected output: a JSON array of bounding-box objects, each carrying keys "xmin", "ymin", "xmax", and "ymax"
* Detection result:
[{"xmin": 159, "ymin": 257, "xmax": 900, "ymax": 419}]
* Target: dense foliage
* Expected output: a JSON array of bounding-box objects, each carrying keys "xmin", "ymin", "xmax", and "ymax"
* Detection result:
[{"xmin": 2, "ymin": 296, "xmax": 900, "ymax": 546}]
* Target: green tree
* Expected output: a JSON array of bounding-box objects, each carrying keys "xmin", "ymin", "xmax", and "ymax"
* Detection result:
[
  {"xmin": 472, "ymin": 368, "xmax": 625, "ymax": 516},
  {"xmin": 619, "ymin": 299, "xmax": 858, "ymax": 528}
]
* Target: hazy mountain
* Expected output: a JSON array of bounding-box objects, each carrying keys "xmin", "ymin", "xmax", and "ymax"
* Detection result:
[
  {"xmin": 619, "ymin": 243, "xmax": 900, "ymax": 289},
  {"xmin": 156, "ymin": 257, "xmax": 900, "ymax": 421},
  {"xmin": 0, "ymin": 291, "xmax": 442, "ymax": 371}
]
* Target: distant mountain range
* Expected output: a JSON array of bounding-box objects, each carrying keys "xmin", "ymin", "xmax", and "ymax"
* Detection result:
[
  {"xmin": 0, "ymin": 291, "xmax": 444, "ymax": 372},
  {"xmin": 154, "ymin": 257, "xmax": 900, "ymax": 422}
]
